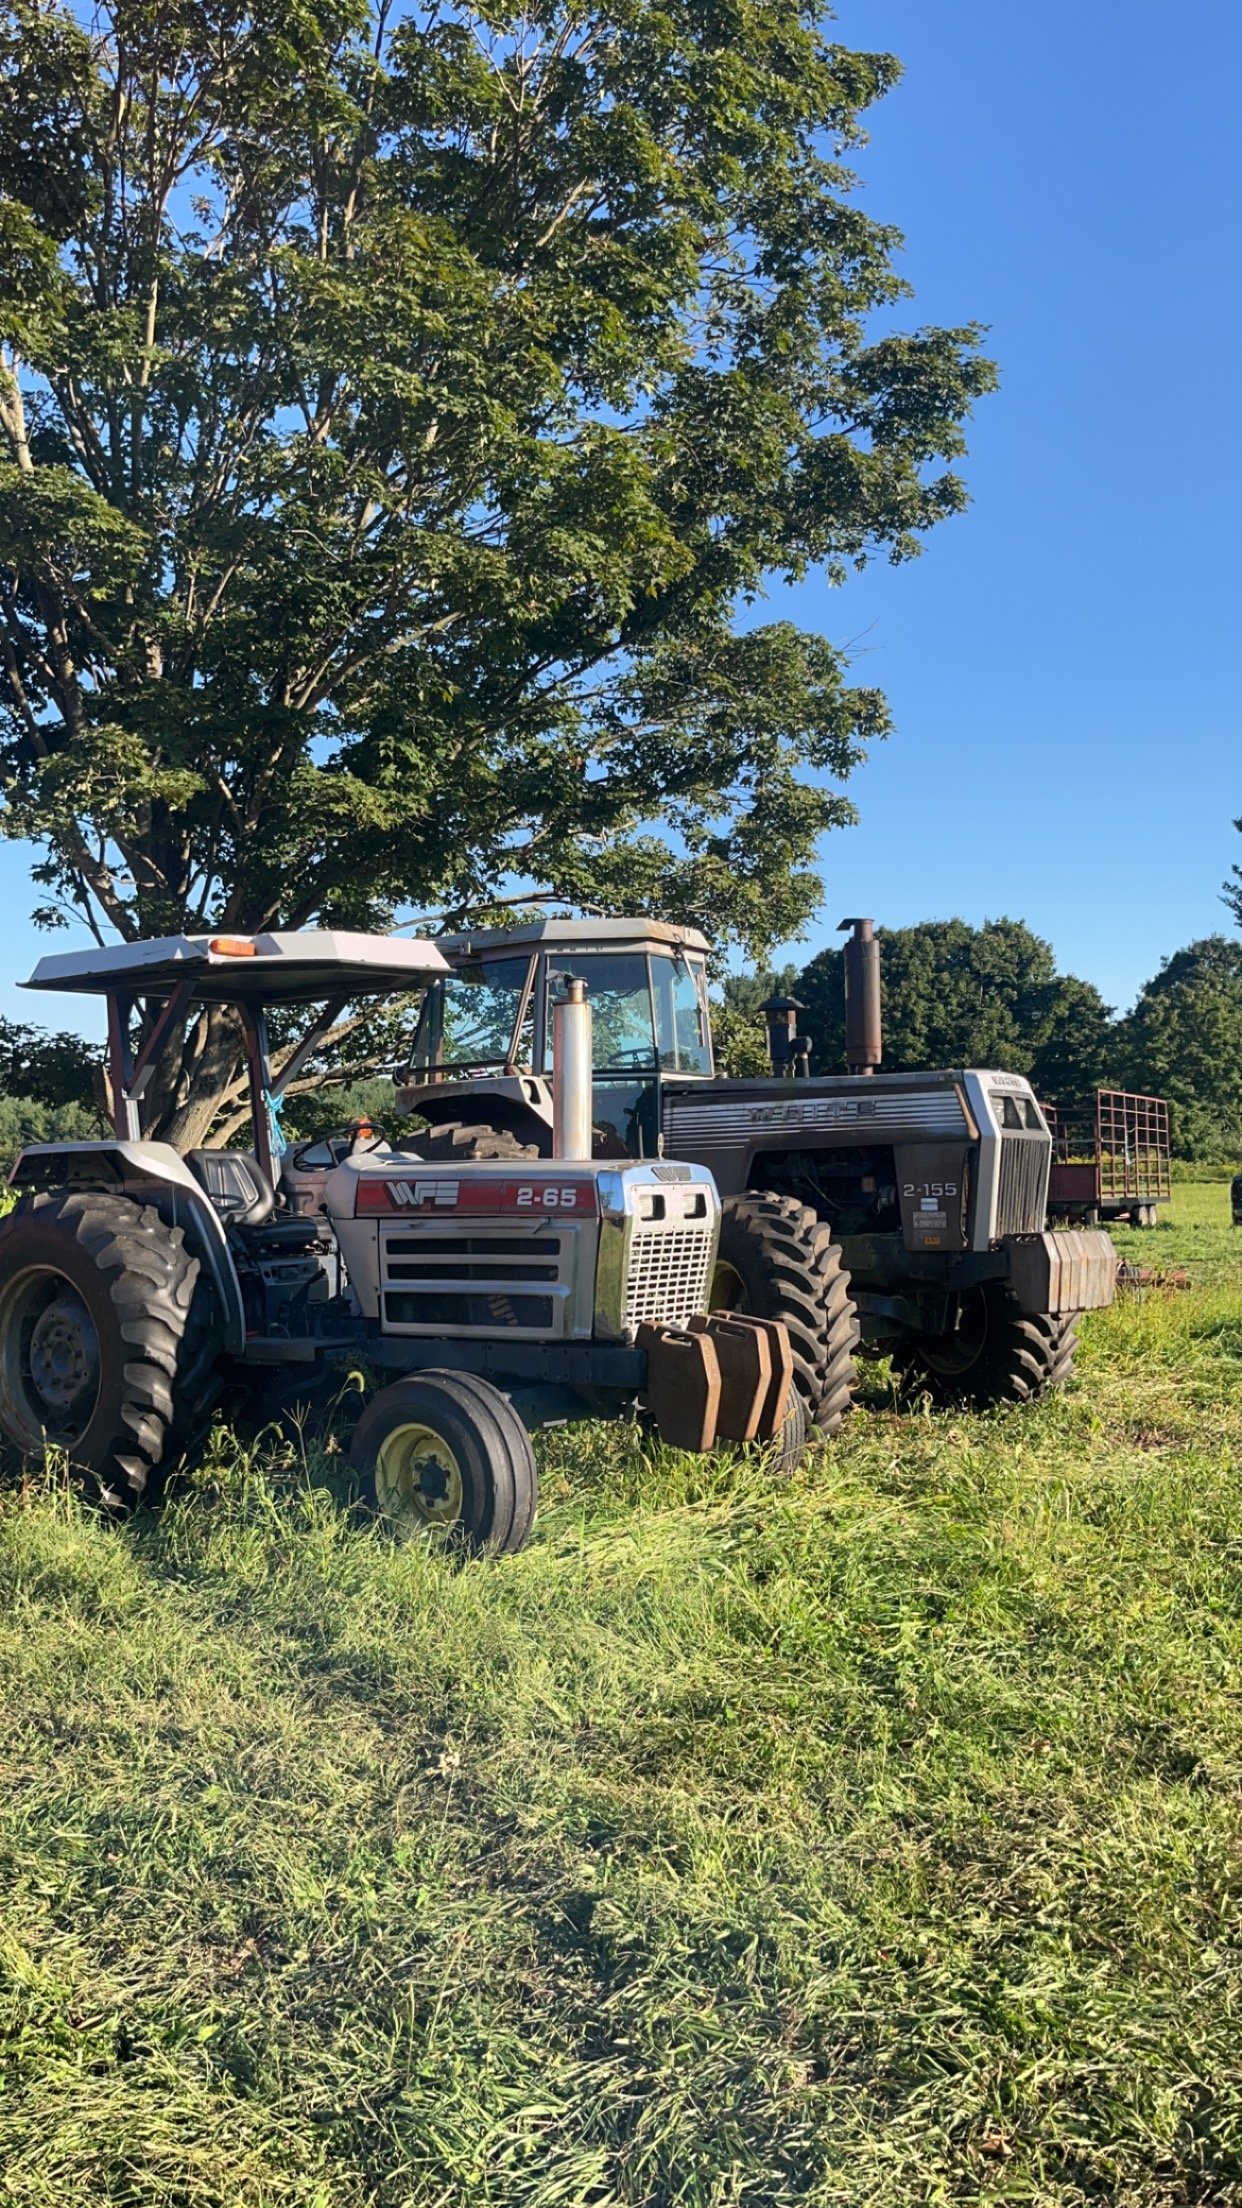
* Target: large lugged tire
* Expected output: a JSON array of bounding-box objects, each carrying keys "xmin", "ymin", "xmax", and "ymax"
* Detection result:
[
  {"xmin": 414, "ymin": 1121, "xmax": 540, "ymax": 1163},
  {"xmin": 0, "ymin": 1190, "xmax": 222, "ymax": 1507},
  {"xmin": 713, "ymin": 1194, "xmax": 858, "ymax": 1435},
  {"xmin": 895, "ymin": 1285, "xmax": 1080, "ymax": 1407},
  {"xmin": 350, "ymin": 1370, "xmax": 539, "ymax": 1554}
]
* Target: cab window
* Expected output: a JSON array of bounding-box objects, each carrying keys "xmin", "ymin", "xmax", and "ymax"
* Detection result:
[
  {"xmin": 413, "ymin": 956, "xmax": 533, "ymax": 1069},
  {"xmin": 652, "ymin": 956, "xmax": 711, "ymax": 1074},
  {"xmin": 544, "ymin": 954, "xmax": 656, "ymax": 1070}
]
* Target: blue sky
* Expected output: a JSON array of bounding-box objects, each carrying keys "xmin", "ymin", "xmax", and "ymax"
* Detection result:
[
  {"xmin": 764, "ymin": 0, "xmax": 1242, "ymax": 1008},
  {"xmin": 2, "ymin": 0, "xmax": 1239, "ymax": 1032}
]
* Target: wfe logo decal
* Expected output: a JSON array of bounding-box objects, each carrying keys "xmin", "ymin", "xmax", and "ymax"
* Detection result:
[{"xmin": 387, "ymin": 1179, "xmax": 460, "ymax": 1208}]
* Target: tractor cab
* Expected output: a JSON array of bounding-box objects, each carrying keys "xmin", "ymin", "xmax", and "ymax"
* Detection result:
[{"xmin": 399, "ymin": 917, "xmax": 715, "ymax": 1157}]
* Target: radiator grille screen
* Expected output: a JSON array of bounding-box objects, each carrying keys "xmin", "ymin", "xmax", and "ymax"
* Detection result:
[
  {"xmin": 995, "ymin": 1135, "xmax": 1050, "ymax": 1238},
  {"xmin": 623, "ymin": 1221, "xmax": 715, "ymax": 1332}
]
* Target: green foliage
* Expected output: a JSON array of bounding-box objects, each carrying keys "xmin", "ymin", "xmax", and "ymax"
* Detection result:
[
  {"xmin": 0, "ymin": 1011, "xmax": 103, "ymax": 1167},
  {"xmin": 708, "ymin": 996, "xmax": 771, "ymax": 1076},
  {"xmin": 0, "ymin": 1091, "xmax": 102, "ymax": 1169},
  {"xmin": 1120, "ymin": 935, "xmax": 1242, "ymax": 1161},
  {"xmin": 277, "ymin": 1075, "xmax": 397, "ymax": 1147},
  {"xmin": 719, "ymin": 960, "xmax": 802, "ymax": 1018},
  {"xmin": 711, "ymin": 961, "xmax": 801, "ymax": 1074},
  {"xmin": 796, "ymin": 915, "xmax": 1116, "ymax": 1105},
  {"xmin": 0, "ymin": 0, "xmax": 994, "ymax": 1132},
  {"xmin": 1, "ymin": 1187, "xmax": 1241, "ymax": 2200},
  {"xmin": 0, "ymin": 1012, "xmax": 98, "ymax": 1109}
]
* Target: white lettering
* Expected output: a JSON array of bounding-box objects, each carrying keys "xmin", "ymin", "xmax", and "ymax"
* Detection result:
[{"xmin": 388, "ymin": 1179, "xmax": 459, "ymax": 1208}]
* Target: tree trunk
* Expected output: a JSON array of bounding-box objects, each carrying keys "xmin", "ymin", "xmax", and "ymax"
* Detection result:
[{"xmin": 143, "ymin": 1004, "xmax": 247, "ymax": 1152}]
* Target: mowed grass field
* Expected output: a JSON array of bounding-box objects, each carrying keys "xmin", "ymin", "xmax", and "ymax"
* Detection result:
[{"xmin": 2, "ymin": 1184, "xmax": 1241, "ymax": 2206}]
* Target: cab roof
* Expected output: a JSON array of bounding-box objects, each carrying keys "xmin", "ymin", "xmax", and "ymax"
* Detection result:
[
  {"xmin": 439, "ymin": 917, "xmax": 711, "ymax": 959},
  {"xmin": 24, "ymin": 930, "xmax": 451, "ymax": 1005}
]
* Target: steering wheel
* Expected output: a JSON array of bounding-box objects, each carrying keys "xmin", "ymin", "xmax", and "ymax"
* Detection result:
[
  {"xmin": 607, "ymin": 1049, "xmax": 657, "ymax": 1070},
  {"xmin": 289, "ymin": 1120, "xmax": 388, "ymax": 1170}
]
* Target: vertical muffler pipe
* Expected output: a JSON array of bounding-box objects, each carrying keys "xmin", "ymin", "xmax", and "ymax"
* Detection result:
[
  {"xmin": 551, "ymin": 975, "xmax": 593, "ymax": 1159},
  {"xmin": 760, "ymin": 993, "xmax": 806, "ymax": 1078},
  {"xmin": 838, "ymin": 917, "xmax": 882, "ymax": 1075}
]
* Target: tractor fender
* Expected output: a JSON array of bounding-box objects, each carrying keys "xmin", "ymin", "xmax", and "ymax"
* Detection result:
[
  {"xmin": 8, "ymin": 1141, "xmax": 246, "ymax": 1354},
  {"xmin": 395, "ymin": 1073, "xmax": 554, "ymax": 1148}
]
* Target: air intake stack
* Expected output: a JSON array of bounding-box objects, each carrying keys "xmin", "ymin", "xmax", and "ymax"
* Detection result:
[{"xmin": 839, "ymin": 916, "xmax": 882, "ymax": 1076}]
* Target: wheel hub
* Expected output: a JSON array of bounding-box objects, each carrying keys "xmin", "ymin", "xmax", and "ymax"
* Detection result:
[
  {"xmin": 374, "ymin": 1421, "xmax": 464, "ymax": 1541},
  {"xmin": 28, "ymin": 1293, "xmax": 100, "ymax": 1414},
  {"xmin": 0, "ymin": 1267, "xmax": 103, "ymax": 1446}
]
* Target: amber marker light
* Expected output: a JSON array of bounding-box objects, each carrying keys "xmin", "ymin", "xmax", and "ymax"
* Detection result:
[{"xmin": 208, "ymin": 936, "xmax": 258, "ymax": 956}]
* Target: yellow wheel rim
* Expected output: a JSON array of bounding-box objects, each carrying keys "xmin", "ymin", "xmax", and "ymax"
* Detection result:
[
  {"xmin": 710, "ymin": 1257, "xmax": 747, "ymax": 1313},
  {"xmin": 374, "ymin": 1420, "xmax": 465, "ymax": 1543}
]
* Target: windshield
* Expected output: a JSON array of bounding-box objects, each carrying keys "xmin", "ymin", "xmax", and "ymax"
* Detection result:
[
  {"xmin": 546, "ymin": 954, "xmax": 655, "ymax": 1069},
  {"xmin": 543, "ymin": 952, "xmax": 711, "ymax": 1075},
  {"xmin": 413, "ymin": 956, "xmax": 532, "ymax": 1069}
]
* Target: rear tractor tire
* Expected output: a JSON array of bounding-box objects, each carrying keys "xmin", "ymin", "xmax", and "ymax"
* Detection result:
[
  {"xmin": 350, "ymin": 1370, "xmax": 539, "ymax": 1555},
  {"xmin": 414, "ymin": 1120, "xmax": 540, "ymax": 1163},
  {"xmin": 895, "ymin": 1284, "xmax": 1079, "ymax": 1408},
  {"xmin": 0, "ymin": 1189, "xmax": 222, "ymax": 1508},
  {"xmin": 712, "ymin": 1194, "xmax": 859, "ymax": 1436}
]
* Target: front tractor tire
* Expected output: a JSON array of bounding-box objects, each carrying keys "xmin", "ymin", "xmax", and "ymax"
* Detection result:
[
  {"xmin": 0, "ymin": 1190, "xmax": 221, "ymax": 1508},
  {"xmin": 414, "ymin": 1120, "xmax": 540, "ymax": 1163},
  {"xmin": 712, "ymin": 1194, "xmax": 859, "ymax": 1436},
  {"xmin": 350, "ymin": 1371, "xmax": 539, "ymax": 1555},
  {"xmin": 895, "ymin": 1285, "xmax": 1079, "ymax": 1408}
]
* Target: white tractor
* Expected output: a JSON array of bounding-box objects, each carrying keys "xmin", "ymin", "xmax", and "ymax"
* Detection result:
[{"xmin": 0, "ymin": 932, "xmax": 798, "ymax": 1550}]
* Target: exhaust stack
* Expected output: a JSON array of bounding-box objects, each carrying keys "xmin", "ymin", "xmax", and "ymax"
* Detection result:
[
  {"xmin": 838, "ymin": 917, "xmax": 881, "ymax": 1075},
  {"xmin": 551, "ymin": 975, "xmax": 593, "ymax": 1159}
]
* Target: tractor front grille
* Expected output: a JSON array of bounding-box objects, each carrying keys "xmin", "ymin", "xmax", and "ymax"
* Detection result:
[
  {"xmin": 378, "ymin": 1224, "xmax": 584, "ymax": 1336},
  {"xmin": 995, "ymin": 1134, "xmax": 1050, "ymax": 1238},
  {"xmin": 622, "ymin": 1219, "xmax": 716, "ymax": 1332}
]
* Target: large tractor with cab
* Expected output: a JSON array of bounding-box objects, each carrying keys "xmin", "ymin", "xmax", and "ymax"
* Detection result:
[
  {"xmin": 0, "ymin": 931, "xmax": 798, "ymax": 1550},
  {"xmin": 395, "ymin": 914, "xmax": 1117, "ymax": 1422}
]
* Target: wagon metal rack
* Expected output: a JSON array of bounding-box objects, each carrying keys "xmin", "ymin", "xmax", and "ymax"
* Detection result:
[{"xmin": 1045, "ymin": 1089, "xmax": 1171, "ymax": 1227}]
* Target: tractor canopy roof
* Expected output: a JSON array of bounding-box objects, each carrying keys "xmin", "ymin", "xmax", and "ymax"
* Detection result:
[
  {"xmin": 23, "ymin": 929, "xmax": 451, "ymax": 1006},
  {"xmin": 438, "ymin": 917, "xmax": 711, "ymax": 960}
]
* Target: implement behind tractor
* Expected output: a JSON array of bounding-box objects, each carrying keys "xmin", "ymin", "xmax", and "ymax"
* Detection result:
[
  {"xmin": 1044, "ymin": 1089, "xmax": 1171, "ymax": 1228},
  {"xmin": 0, "ymin": 931, "xmax": 798, "ymax": 1549}
]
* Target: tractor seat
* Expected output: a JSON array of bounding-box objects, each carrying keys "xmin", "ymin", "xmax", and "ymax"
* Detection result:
[
  {"xmin": 186, "ymin": 1149, "xmax": 276, "ymax": 1228},
  {"xmin": 186, "ymin": 1150, "xmax": 331, "ymax": 1252}
]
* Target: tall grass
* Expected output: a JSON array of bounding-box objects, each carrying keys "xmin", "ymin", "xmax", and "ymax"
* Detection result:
[{"xmin": 0, "ymin": 1188, "xmax": 1240, "ymax": 2204}]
